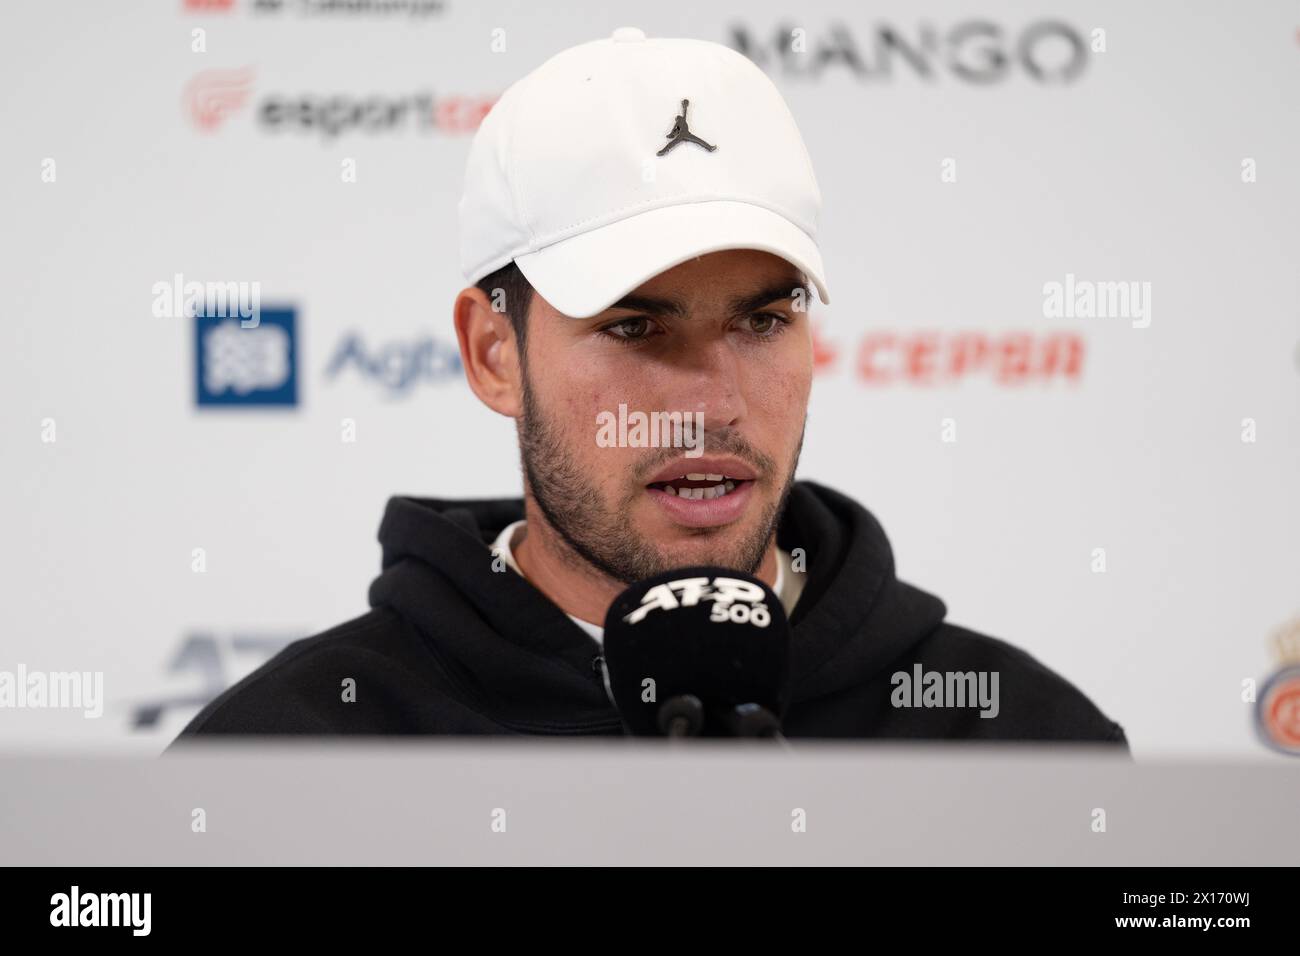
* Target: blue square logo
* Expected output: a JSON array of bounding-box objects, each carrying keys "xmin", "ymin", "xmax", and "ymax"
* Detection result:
[{"xmin": 195, "ymin": 307, "xmax": 298, "ymax": 407}]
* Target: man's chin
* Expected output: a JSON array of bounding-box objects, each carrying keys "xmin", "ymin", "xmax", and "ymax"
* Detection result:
[{"xmin": 634, "ymin": 490, "xmax": 771, "ymax": 574}]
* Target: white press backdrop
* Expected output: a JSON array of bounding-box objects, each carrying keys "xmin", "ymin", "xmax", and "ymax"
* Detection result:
[{"xmin": 0, "ymin": 0, "xmax": 1296, "ymax": 755}]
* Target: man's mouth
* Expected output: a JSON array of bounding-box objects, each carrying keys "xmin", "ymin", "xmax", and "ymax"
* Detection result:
[
  {"xmin": 642, "ymin": 456, "xmax": 760, "ymax": 528},
  {"xmin": 645, "ymin": 473, "xmax": 751, "ymax": 500}
]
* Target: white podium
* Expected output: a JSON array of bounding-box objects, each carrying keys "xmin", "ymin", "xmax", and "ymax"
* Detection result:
[{"xmin": 0, "ymin": 740, "xmax": 1295, "ymax": 865}]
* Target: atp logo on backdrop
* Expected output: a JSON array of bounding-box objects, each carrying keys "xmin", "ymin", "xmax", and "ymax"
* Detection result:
[
  {"xmin": 131, "ymin": 631, "xmax": 298, "ymax": 732},
  {"xmin": 194, "ymin": 306, "xmax": 298, "ymax": 407}
]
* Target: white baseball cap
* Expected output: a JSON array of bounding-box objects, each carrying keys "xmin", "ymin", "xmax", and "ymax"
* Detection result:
[{"xmin": 458, "ymin": 27, "xmax": 830, "ymax": 319}]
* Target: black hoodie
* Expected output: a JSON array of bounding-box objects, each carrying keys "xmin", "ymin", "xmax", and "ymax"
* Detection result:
[{"xmin": 175, "ymin": 481, "xmax": 1127, "ymax": 745}]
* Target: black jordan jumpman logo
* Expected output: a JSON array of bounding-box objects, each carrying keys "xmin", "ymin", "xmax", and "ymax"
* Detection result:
[{"xmin": 656, "ymin": 99, "xmax": 717, "ymax": 156}]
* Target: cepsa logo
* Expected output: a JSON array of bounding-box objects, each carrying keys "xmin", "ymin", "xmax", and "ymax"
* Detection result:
[
  {"xmin": 811, "ymin": 323, "xmax": 1085, "ymax": 386},
  {"xmin": 184, "ymin": 68, "xmax": 495, "ymax": 137},
  {"xmin": 732, "ymin": 20, "xmax": 1090, "ymax": 84}
]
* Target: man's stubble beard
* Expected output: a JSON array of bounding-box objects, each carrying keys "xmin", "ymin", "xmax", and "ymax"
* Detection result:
[{"xmin": 517, "ymin": 365, "xmax": 804, "ymax": 586}]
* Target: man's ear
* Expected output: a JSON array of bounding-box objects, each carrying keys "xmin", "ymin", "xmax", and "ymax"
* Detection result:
[{"xmin": 453, "ymin": 286, "xmax": 523, "ymax": 418}]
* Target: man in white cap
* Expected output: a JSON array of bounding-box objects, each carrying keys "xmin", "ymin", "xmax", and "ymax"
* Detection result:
[{"xmin": 176, "ymin": 29, "xmax": 1126, "ymax": 745}]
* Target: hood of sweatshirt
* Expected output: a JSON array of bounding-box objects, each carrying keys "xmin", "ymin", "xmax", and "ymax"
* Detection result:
[{"xmin": 367, "ymin": 480, "xmax": 947, "ymax": 732}]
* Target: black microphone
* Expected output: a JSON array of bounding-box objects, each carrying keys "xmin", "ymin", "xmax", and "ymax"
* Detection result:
[{"xmin": 602, "ymin": 566, "xmax": 791, "ymax": 738}]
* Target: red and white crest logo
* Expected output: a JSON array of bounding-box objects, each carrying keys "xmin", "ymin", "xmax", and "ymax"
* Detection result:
[{"xmin": 185, "ymin": 67, "xmax": 254, "ymax": 131}]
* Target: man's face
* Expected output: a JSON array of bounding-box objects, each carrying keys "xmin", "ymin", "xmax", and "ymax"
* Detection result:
[{"xmin": 517, "ymin": 249, "xmax": 814, "ymax": 585}]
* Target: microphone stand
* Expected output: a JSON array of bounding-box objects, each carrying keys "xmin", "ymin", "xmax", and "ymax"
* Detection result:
[
  {"xmin": 655, "ymin": 696, "xmax": 788, "ymax": 740},
  {"xmin": 657, "ymin": 694, "xmax": 705, "ymax": 737},
  {"xmin": 715, "ymin": 702, "xmax": 785, "ymax": 739}
]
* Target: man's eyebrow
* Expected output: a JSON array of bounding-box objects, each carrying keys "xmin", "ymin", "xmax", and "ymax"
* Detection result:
[
  {"xmin": 727, "ymin": 278, "xmax": 812, "ymax": 316},
  {"xmin": 600, "ymin": 277, "xmax": 811, "ymax": 320},
  {"xmin": 603, "ymin": 293, "xmax": 687, "ymax": 318}
]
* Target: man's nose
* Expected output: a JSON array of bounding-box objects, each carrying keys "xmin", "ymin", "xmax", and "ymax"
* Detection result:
[{"xmin": 664, "ymin": 339, "xmax": 746, "ymax": 431}]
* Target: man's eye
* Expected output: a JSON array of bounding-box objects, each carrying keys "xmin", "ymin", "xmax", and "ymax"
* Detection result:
[
  {"xmin": 746, "ymin": 312, "xmax": 790, "ymax": 337},
  {"xmin": 601, "ymin": 317, "xmax": 653, "ymax": 341}
]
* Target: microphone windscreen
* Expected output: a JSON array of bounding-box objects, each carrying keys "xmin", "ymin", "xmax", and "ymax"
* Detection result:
[{"xmin": 602, "ymin": 566, "xmax": 791, "ymax": 735}]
